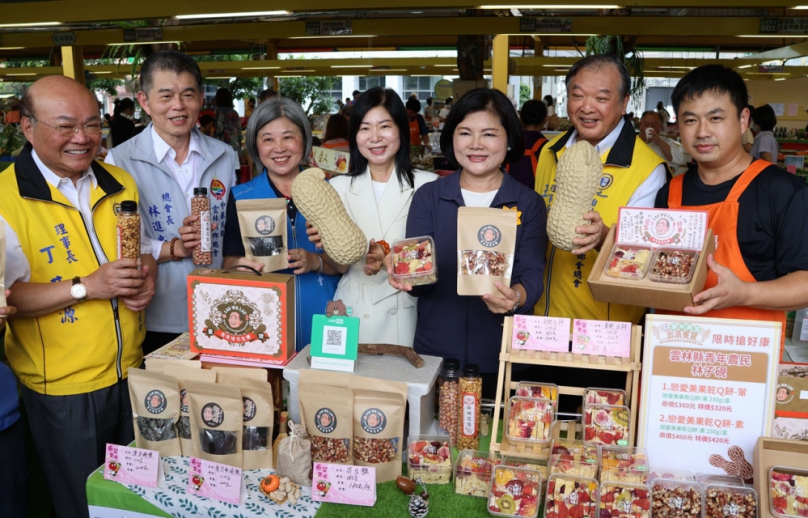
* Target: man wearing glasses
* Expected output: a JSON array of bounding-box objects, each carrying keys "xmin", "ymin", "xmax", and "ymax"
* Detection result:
[{"xmin": 0, "ymin": 75, "xmax": 155, "ymax": 518}]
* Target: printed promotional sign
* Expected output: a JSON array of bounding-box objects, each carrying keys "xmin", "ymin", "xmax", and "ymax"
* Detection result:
[
  {"xmin": 187, "ymin": 457, "xmax": 246, "ymax": 506},
  {"xmin": 310, "ymin": 314, "xmax": 360, "ymax": 372},
  {"xmin": 572, "ymin": 319, "xmax": 632, "ymax": 357},
  {"xmin": 312, "ymin": 462, "xmax": 377, "ymax": 506},
  {"xmin": 638, "ymin": 314, "xmax": 780, "ymax": 475},
  {"xmin": 104, "ymin": 444, "xmax": 163, "ymax": 488},
  {"xmin": 511, "ymin": 315, "xmax": 570, "ymax": 352},
  {"xmin": 616, "ymin": 208, "xmax": 708, "ymax": 251}
]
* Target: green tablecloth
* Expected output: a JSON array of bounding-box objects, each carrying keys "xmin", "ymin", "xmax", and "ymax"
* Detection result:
[{"xmin": 86, "ymin": 466, "xmax": 171, "ymax": 517}]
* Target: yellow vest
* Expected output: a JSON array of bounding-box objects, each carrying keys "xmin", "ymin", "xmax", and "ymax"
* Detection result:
[
  {"xmin": 534, "ymin": 122, "xmax": 665, "ymax": 324},
  {"xmin": 0, "ymin": 146, "xmax": 145, "ymax": 395}
]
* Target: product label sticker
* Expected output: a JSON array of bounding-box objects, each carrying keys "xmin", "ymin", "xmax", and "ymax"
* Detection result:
[
  {"xmin": 201, "ymin": 403, "xmax": 224, "ymax": 428},
  {"xmin": 315, "ymin": 408, "xmax": 338, "ymax": 434},
  {"xmin": 144, "ymin": 390, "xmax": 167, "ymax": 414},
  {"xmin": 104, "ymin": 443, "xmax": 163, "ymax": 488},
  {"xmin": 572, "ymin": 319, "xmax": 632, "ymax": 357},
  {"xmin": 360, "ymin": 408, "xmax": 386, "ymax": 434},
  {"xmin": 616, "ymin": 208, "xmax": 708, "ymax": 251},
  {"xmin": 242, "ymin": 397, "xmax": 256, "ymax": 421},
  {"xmin": 312, "ymin": 462, "xmax": 377, "ymax": 506}
]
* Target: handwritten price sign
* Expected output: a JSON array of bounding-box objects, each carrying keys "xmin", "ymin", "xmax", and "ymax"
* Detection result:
[
  {"xmin": 572, "ymin": 319, "xmax": 632, "ymax": 358},
  {"xmin": 104, "ymin": 444, "xmax": 163, "ymax": 488},
  {"xmin": 187, "ymin": 457, "xmax": 246, "ymax": 505},
  {"xmin": 512, "ymin": 315, "xmax": 570, "ymax": 352},
  {"xmin": 312, "ymin": 462, "xmax": 377, "ymax": 506}
]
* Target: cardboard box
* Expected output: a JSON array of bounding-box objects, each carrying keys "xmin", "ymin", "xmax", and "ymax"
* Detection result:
[
  {"xmin": 143, "ymin": 332, "xmax": 198, "ymax": 361},
  {"xmin": 187, "ymin": 268, "xmax": 295, "ymax": 365},
  {"xmin": 309, "ymin": 146, "xmax": 350, "ymax": 175},
  {"xmin": 753, "ymin": 436, "xmax": 808, "ymax": 518},
  {"xmin": 587, "ymin": 226, "xmax": 714, "ymax": 312}
]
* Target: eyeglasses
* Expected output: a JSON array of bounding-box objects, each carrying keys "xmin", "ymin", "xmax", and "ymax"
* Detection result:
[{"xmin": 29, "ymin": 117, "xmax": 103, "ymax": 137}]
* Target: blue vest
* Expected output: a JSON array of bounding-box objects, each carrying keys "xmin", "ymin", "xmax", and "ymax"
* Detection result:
[{"xmin": 231, "ymin": 171, "xmax": 340, "ymax": 350}]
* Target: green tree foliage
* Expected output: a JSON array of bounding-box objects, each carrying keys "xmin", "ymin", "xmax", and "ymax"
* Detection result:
[
  {"xmin": 195, "ymin": 54, "xmax": 264, "ymax": 100},
  {"xmin": 278, "ymin": 76, "xmax": 338, "ymax": 115},
  {"xmin": 519, "ymin": 83, "xmax": 531, "ymax": 107},
  {"xmin": 584, "ymin": 36, "xmax": 645, "ymax": 99}
]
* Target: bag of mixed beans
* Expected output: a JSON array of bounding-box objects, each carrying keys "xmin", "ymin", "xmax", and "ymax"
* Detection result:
[
  {"xmin": 215, "ymin": 372, "xmax": 275, "ymax": 470},
  {"xmin": 185, "ymin": 380, "xmax": 243, "ymax": 468},
  {"xmin": 299, "ymin": 382, "xmax": 353, "ymax": 466},
  {"xmin": 128, "ymin": 369, "xmax": 182, "ymax": 457},
  {"xmin": 161, "ymin": 365, "xmax": 217, "ymax": 456},
  {"xmin": 457, "ymin": 206, "xmax": 517, "ymax": 296}
]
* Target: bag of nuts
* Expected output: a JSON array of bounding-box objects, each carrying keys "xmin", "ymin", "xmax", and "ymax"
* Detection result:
[
  {"xmin": 236, "ymin": 198, "xmax": 288, "ymax": 272},
  {"xmin": 185, "ymin": 380, "xmax": 243, "ymax": 468},
  {"xmin": 457, "ymin": 207, "xmax": 517, "ymax": 296},
  {"xmin": 215, "ymin": 372, "xmax": 275, "ymax": 470},
  {"xmin": 299, "ymin": 382, "xmax": 353, "ymax": 466},
  {"xmin": 275, "ymin": 420, "xmax": 312, "ymax": 487},
  {"xmin": 351, "ymin": 381, "xmax": 408, "ymax": 484},
  {"xmin": 161, "ymin": 365, "xmax": 217, "ymax": 457},
  {"xmin": 128, "ymin": 369, "xmax": 182, "ymax": 457}
]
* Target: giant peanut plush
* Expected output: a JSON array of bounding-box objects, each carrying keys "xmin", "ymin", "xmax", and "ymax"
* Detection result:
[
  {"xmin": 546, "ymin": 141, "xmax": 603, "ymax": 252},
  {"xmin": 291, "ymin": 168, "xmax": 368, "ymax": 266}
]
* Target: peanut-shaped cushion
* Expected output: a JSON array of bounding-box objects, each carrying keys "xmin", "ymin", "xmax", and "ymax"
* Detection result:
[
  {"xmin": 292, "ymin": 167, "xmax": 368, "ymax": 266},
  {"xmin": 546, "ymin": 141, "xmax": 603, "ymax": 252}
]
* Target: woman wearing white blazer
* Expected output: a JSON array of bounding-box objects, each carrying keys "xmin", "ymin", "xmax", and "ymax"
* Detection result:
[{"xmin": 309, "ymin": 87, "xmax": 437, "ymax": 346}]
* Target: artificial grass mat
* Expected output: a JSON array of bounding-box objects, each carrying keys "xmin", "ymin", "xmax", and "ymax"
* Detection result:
[{"xmin": 314, "ymin": 479, "xmax": 491, "ymax": 517}]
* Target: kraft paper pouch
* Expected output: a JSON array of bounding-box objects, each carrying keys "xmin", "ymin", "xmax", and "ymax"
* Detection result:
[
  {"xmin": 236, "ymin": 198, "xmax": 288, "ymax": 272},
  {"xmin": 186, "ymin": 380, "xmax": 243, "ymax": 468},
  {"xmin": 210, "ymin": 366, "xmax": 267, "ymax": 382},
  {"xmin": 457, "ymin": 206, "xmax": 517, "ymax": 296},
  {"xmin": 145, "ymin": 358, "xmax": 203, "ymax": 374},
  {"xmin": 128, "ymin": 369, "xmax": 182, "ymax": 457},
  {"xmin": 299, "ymin": 382, "xmax": 353, "ymax": 465},
  {"xmin": 217, "ymin": 372, "xmax": 275, "ymax": 470},
  {"xmin": 162, "ymin": 365, "xmax": 217, "ymax": 456}
]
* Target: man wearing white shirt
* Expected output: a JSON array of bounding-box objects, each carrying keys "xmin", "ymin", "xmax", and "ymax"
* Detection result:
[
  {"xmin": 106, "ymin": 50, "xmax": 237, "ymax": 354},
  {"xmin": 534, "ymin": 54, "xmax": 666, "ymax": 325},
  {"xmin": 639, "ymin": 110, "xmax": 687, "ymax": 175}
]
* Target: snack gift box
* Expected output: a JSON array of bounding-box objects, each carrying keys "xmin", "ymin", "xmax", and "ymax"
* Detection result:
[
  {"xmin": 188, "ymin": 268, "xmax": 295, "ymax": 364},
  {"xmin": 753, "ymin": 437, "xmax": 808, "ymax": 518}
]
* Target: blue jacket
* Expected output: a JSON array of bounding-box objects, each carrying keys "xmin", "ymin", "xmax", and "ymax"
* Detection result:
[
  {"xmin": 407, "ymin": 171, "xmax": 548, "ymax": 373},
  {"xmin": 224, "ymin": 171, "xmax": 340, "ymax": 350},
  {"xmin": 0, "ymin": 362, "xmax": 20, "ymax": 432}
]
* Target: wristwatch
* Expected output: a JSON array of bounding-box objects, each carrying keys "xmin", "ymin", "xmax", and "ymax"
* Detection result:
[{"xmin": 70, "ymin": 276, "xmax": 87, "ymax": 302}]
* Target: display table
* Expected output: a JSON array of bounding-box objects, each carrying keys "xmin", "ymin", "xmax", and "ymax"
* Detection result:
[{"xmin": 283, "ymin": 344, "xmax": 442, "ymax": 436}]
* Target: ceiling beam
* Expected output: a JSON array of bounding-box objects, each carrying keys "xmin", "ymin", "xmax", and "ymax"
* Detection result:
[{"xmin": 746, "ymin": 42, "xmax": 808, "ymax": 61}]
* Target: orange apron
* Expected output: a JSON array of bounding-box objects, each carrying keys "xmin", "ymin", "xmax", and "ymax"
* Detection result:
[
  {"xmin": 409, "ymin": 118, "xmax": 421, "ymax": 146},
  {"xmin": 667, "ymin": 159, "xmax": 787, "ymax": 350}
]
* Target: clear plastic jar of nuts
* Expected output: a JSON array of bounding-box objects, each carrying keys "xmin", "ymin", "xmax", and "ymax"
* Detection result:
[
  {"xmin": 457, "ymin": 364, "xmax": 482, "ymax": 450},
  {"xmin": 117, "ymin": 200, "xmax": 140, "ymax": 260},
  {"xmin": 438, "ymin": 358, "xmax": 461, "ymax": 445},
  {"xmin": 192, "ymin": 187, "xmax": 212, "ymax": 265}
]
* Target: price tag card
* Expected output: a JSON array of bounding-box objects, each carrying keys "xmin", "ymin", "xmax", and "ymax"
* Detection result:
[
  {"xmin": 104, "ymin": 443, "xmax": 163, "ymax": 488},
  {"xmin": 310, "ymin": 314, "xmax": 360, "ymax": 372},
  {"xmin": 572, "ymin": 319, "xmax": 632, "ymax": 357},
  {"xmin": 511, "ymin": 315, "xmax": 570, "ymax": 352},
  {"xmin": 616, "ymin": 208, "xmax": 708, "ymax": 251},
  {"xmin": 187, "ymin": 457, "xmax": 246, "ymax": 506},
  {"xmin": 312, "ymin": 462, "xmax": 376, "ymax": 506}
]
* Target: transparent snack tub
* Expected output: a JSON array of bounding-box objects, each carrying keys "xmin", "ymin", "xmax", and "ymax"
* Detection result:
[
  {"xmin": 695, "ymin": 474, "xmax": 745, "ymax": 487},
  {"xmin": 599, "ymin": 481, "xmax": 652, "ymax": 518},
  {"xmin": 769, "ymin": 465, "xmax": 808, "ymax": 518},
  {"xmin": 544, "ymin": 473, "xmax": 599, "ymax": 518},
  {"xmin": 583, "ymin": 387, "xmax": 627, "ymax": 407},
  {"xmin": 407, "ymin": 434, "xmax": 452, "ymax": 484},
  {"xmin": 516, "ymin": 382, "xmax": 559, "ymax": 402},
  {"xmin": 583, "ymin": 404, "xmax": 630, "ymax": 447},
  {"xmin": 648, "ymin": 467, "xmax": 695, "ymax": 483},
  {"xmin": 600, "ymin": 446, "xmax": 649, "ymax": 484},
  {"xmin": 604, "ymin": 245, "xmax": 653, "ymax": 280},
  {"xmin": 649, "ymin": 248, "xmax": 699, "ymax": 285},
  {"xmin": 549, "ymin": 439, "xmax": 600, "ymax": 479},
  {"xmin": 506, "ymin": 396, "xmax": 556, "ymax": 444},
  {"xmin": 651, "ymin": 477, "xmax": 704, "ymax": 518},
  {"xmin": 392, "ymin": 236, "xmax": 437, "ymax": 286},
  {"xmin": 703, "ymin": 483, "xmax": 758, "ymax": 518},
  {"xmin": 488, "ymin": 465, "xmax": 543, "ymax": 518},
  {"xmin": 455, "ymin": 449, "xmax": 501, "ymax": 497}
]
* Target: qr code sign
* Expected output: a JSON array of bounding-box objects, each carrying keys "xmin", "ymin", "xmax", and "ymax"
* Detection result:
[{"xmin": 322, "ymin": 325, "xmax": 347, "ymax": 355}]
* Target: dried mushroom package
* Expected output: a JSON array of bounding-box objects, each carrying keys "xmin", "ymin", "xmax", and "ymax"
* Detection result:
[
  {"xmin": 127, "ymin": 369, "xmax": 182, "ymax": 457},
  {"xmin": 457, "ymin": 206, "xmax": 517, "ymax": 296},
  {"xmin": 185, "ymin": 380, "xmax": 243, "ymax": 468},
  {"xmin": 299, "ymin": 383, "xmax": 354, "ymax": 465},
  {"xmin": 161, "ymin": 365, "xmax": 217, "ymax": 456},
  {"xmin": 215, "ymin": 372, "xmax": 275, "ymax": 471},
  {"xmin": 236, "ymin": 198, "xmax": 288, "ymax": 272},
  {"xmin": 0, "ymin": 223, "xmax": 6, "ymax": 312}
]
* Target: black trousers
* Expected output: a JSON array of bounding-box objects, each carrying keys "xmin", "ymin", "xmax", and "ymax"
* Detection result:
[
  {"xmin": 21, "ymin": 378, "xmax": 134, "ymax": 518},
  {"xmin": 0, "ymin": 417, "xmax": 28, "ymax": 517}
]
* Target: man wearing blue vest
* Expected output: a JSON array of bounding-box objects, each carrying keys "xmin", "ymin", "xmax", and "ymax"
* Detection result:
[{"xmin": 107, "ymin": 50, "xmax": 238, "ymax": 354}]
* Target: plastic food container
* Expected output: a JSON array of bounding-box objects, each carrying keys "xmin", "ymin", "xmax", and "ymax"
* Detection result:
[
  {"xmin": 769, "ymin": 465, "xmax": 808, "ymax": 518},
  {"xmin": 502, "ymin": 456, "xmax": 549, "ymax": 481},
  {"xmin": 505, "ymin": 396, "xmax": 555, "ymax": 444},
  {"xmin": 695, "ymin": 474, "xmax": 744, "ymax": 487},
  {"xmin": 516, "ymin": 382, "xmax": 559, "ymax": 402},
  {"xmin": 392, "ymin": 236, "xmax": 437, "ymax": 286},
  {"xmin": 599, "ymin": 481, "xmax": 652, "ymax": 518},
  {"xmin": 549, "ymin": 439, "xmax": 600, "ymax": 478},
  {"xmin": 584, "ymin": 387, "xmax": 627, "ymax": 407},
  {"xmin": 648, "ymin": 467, "xmax": 695, "ymax": 482},
  {"xmin": 455, "ymin": 449, "xmax": 501, "ymax": 497},
  {"xmin": 702, "ymin": 483, "xmax": 758, "ymax": 518},
  {"xmin": 649, "ymin": 249, "xmax": 699, "ymax": 284},
  {"xmin": 601, "ymin": 446, "xmax": 649, "ymax": 484},
  {"xmin": 604, "ymin": 245, "xmax": 652, "ymax": 280},
  {"xmin": 584, "ymin": 404, "xmax": 630, "ymax": 447},
  {"xmin": 488, "ymin": 465, "xmax": 543, "ymax": 517},
  {"xmin": 407, "ymin": 435, "xmax": 452, "ymax": 484},
  {"xmin": 544, "ymin": 473, "xmax": 599, "ymax": 518},
  {"xmin": 651, "ymin": 478, "xmax": 704, "ymax": 518}
]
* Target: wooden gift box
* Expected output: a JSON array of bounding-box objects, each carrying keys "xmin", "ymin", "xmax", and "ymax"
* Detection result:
[{"xmin": 187, "ymin": 267, "xmax": 295, "ymax": 365}]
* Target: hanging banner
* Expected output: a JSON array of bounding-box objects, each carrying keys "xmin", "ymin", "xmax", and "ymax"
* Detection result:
[
  {"xmin": 638, "ymin": 314, "xmax": 780, "ymax": 475},
  {"xmin": 519, "ymin": 17, "xmax": 572, "ymax": 33},
  {"xmin": 759, "ymin": 17, "xmax": 808, "ymax": 34},
  {"xmin": 305, "ymin": 21, "xmax": 353, "ymax": 36}
]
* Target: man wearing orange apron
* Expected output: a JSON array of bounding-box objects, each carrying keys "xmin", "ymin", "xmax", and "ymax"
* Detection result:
[
  {"xmin": 405, "ymin": 97, "xmax": 433, "ymax": 152},
  {"xmin": 654, "ymin": 65, "xmax": 808, "ymax": 354}
]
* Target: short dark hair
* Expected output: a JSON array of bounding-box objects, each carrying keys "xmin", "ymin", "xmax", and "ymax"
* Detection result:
[
  {"xmin": 543, "ymin": 95, "xmax": 554, "ymax": 107},
  {"xmin": 520, "ymin": 99, "xmax": 547, "ymax": 127},
  {"xmin": 751, "ymin": 104, "xmax": 777, "ymax": 132},
  {"xmin": 215, "ymin": 88, "xmax": 233, "ymax": 108},
  {"xmin": 565, "ymin": 54, "xmax": 630, "ymax": 100},
  {"xmin": 348, "ymin": 87, "xmax": 414, "ymax": 188},
  {"xmin": 259, "ymin": 89, "xmax": 278, "ymax": 103},
  {"xmin": 19, "ymin": 91, "xmax": 33, "ymax": 118},
  {"xmin": 114, "ymin": 97, "xmax": 135, "ymax": 116},
  {"xmin": 671, "ymin": 64, "xmax": 748, "ymax": 118},
  {"xmin": 405, "ymin": 97, "xmax": 421, "ymax": 113},
  {"xmin": 426, "ymin": 97, "xmax": 433, "ymax": 106},
  {"xmin": 440, "ymin": 88, "xmax": 524, "ymax": 167},
  {"xmin": 640, "ymin": 110, "xmax": 663, "ymax": 125},
  {"xmin": 323, "ymin": 113, "xmax": 349, "ymax": 142},
  {"xmin": 139, "ymin": 50, "xmax": 202, "ymax": 95},
  {"xmin": 352, "ymin": 90, "xmax": 361, "ymax": 97},
  {"xmin": 199, "ymin": 114, "xmax": 214, "ymax": 127}
]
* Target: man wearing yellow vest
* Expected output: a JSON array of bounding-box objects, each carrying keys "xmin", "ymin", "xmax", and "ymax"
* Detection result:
[
  {"xmin": 0, "ymin": 76, "xmax": 156, "ymax": 518},
  {"xmin": 655, "ymin": 65, "xmax": 808, "ymax": 339},
  {"xmin": 534, "ymin": 54, "xmax": 667, "ymax": 324}
]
